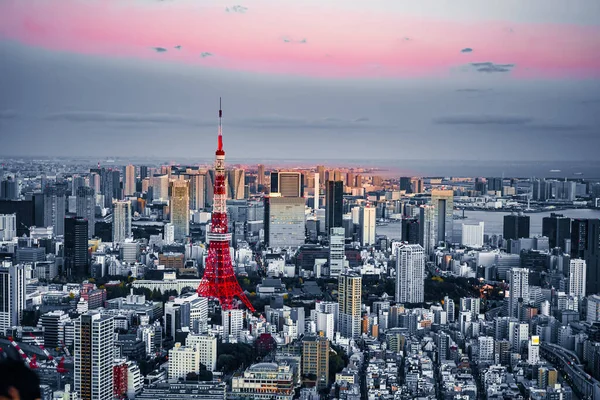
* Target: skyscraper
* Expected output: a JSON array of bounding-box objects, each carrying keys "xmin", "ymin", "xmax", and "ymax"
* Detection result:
[
  {"xmin": 401, "ymin": 218, "xmax": 419, "ymax": 244},
  {"xmin": 151, "ymin": 174, "xmax": 169, "ymax": 202},
  {"xmin": 0, "ymin": 262, "xmax": 26, "ymax": 335},
  {"xmin": 338, "ymin": 273, "xmax": 361, "ymax": 339},
  {"xmin": 76, "ymin": 186, "xmax": 95, "ymax": 238},
  {"xmin": 170, "ymin": 180, "xmax": 190, "ymax": 241},
  {"xmin": 227, "ymin": 169, "xmax": 245, "ymax": 200},
  {"xmin": 461, "ymin": 222, "xmax": 484, "ymax": 248},
  {"xmin": 65, "ymin": 216, "xmax": 89, "ymax": 278},
  {"xmin": 140, "ymin": 165, "xmax": 149, "ymax": 180},
  {"xmin": 329, "ymin": 227, "xmax": 345, "ymax": 276},
  {"xmin": 503, "ymin": 213, "xmax": 530, "ymax": 241},
  {"xmin": 571, "ymin": 219, "xmax": 600, "ymax": 295},
  {"xmin": 264, "ymin": 196, "xmax": 305, "ymax": 248},
  {"xmin": 508, "ymin": 267, "xmax": 529, "ymax": 319},
  {"xmin": 124, "ymin": 164, "xmax": 136, "ymax": 196},
  {"xmin": 395, "ymin": 244, "xmax": 425, "ymax": 304},
  {"xmin": 431, "ymin": 189, "xmax": 454, "ymax": 245},
  {"xmin": 0, "ymin": 213, "xmax": 16, "ymax": 241},
  {"xmin": 257, "ymin": 164, "xmax": 265, "ymax": 187},
  {"xmin": 43, "ymin": 185, "xmax": 66, "ymax": 236},
  {"xmin": 399, "ymin": 177, "xmax": 412, "ymax": 193},
  {"xmin": 101, "ymin": 168, "xmax": 114, "ymax": 207},
  {"xmin": 0, "ymin": 177, "xmax": 18, "ymax": 200},
  {"xmin": 569, "ymin": 259, "xmax": 586, "ymax": 299},
  {"xmin": 313, "ymin": 172, "xmax": 319, "ymax": 210},
  {"xmin": 542, "ymin": 213, "xmax": 571, "ymax": 250},
  {"xmin": 325, "ymin": 180, "xmax": 343, "ymax": 231},
  {"xmin": 188, "ymin": 172, "xmax": 205, "ymax": 211},
  {"xmin": 359, "ymin": 206, "xmax": 376, "ymax": 246},
  {"xmin": 74, "ymin": 312, "xmax": 114, "ymax": 400},
  {"xmin": 112, "ymin": 200, "xmax": 132, "ymax": 243},
  {"xmin": 271, "ymin": 171, "xmax": 303, "ymax": 197},
  {"xmin": 419, "ymin": 204, "xmax": 437, "ymax": 254}
]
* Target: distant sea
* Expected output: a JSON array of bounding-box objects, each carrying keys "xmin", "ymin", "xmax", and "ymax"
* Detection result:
[{"xmin": 377, "ymin": 208, "xmax": 600, "ymax": 241}]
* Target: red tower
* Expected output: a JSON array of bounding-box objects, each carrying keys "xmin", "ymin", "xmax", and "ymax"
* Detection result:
[{"xmin": 197, "ymin": 99, "xmax": 255, "ymax": 312}]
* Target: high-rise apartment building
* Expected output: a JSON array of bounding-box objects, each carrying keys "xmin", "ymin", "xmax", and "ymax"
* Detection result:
[
  {"xmin": 76, "ymin": 186, "xmax": 95, "ymax": 238},
  {"xmin": 571, "ymin": 219, "xmax": 600, "ymax": 295},
  {"xmin": 338, "ymin": 273, "xmax": 361, "ymax": 339},
  {"xmin": 508, "ymin": 268, "xmax": 529, "ymax": 319},
  {"xmin": 431, "ymin": 189, "xmax": 454, "ymax": 245},
  {"xmin": 125, "ymin": 165, "xmax": 136, "ymax": 196},
  {"xmin": 222, "ymin": 309, "xmax": 243, "ymax": 343},
  {"xmin": 0, "ymin": 262, "xmax": 26, "ymax": 335},
  {"xmin": 185, "ymin": 334, "xmax": 217, "ymax": 372},
  {"xmin": 395, "ymin": 244, "xmax": 425, "ymax": 304},
  {"xmin": 359, "ymin": 206, "xmax": 376, "ymax": 246},
  {"xmin": 329, "ymin": 227, "xmax": 345, "ymax": 276},
  {"xmin": 313, "ymin": 172, "xmax": 320, "ymax": 210},
  {"xmin": 264, "ymin": 196, "xmax": 305, "ymax": 248},
  {"xmin": 443, "ymin": 296, "xmax": 455, "ymax": 323},
  {"xmin": 542, "ymin": 213, "xmax": 571, "ymax": 251},
  {"xmin": 325, "ymin": 180, "xmax": 343, "ymax": 231},
  {"xmin": 112, "ymin": 200, "xmax": 132, "ymax": 243},
  {"xmin": 302, "ymin": 335, "xmax": 330, "ymax": 390},
  {"xmin": 65, "ymin": 216, "xmax": 89, "ymax": 278},
  {"xmin": 419, "ymin": 205, "xmax": 437, "ymax": 254},
  {"xmin": 43, "ymin": 185, "xmax": 66, "ymax": 236},
  {"xmin": 170, "ymin": 180, "xmax": 190, "ymax": 241},
  {"xmin": 74, "ymin": 312, "xmax": 114, "ymax": 400},
  {"xmin": 569, "ymin": 259, "xmax": 587, "ymax": 298},
  {"xmin": 168, "ymin": 342, "xmax": 200, "ymax": 381},
  {"xmin": 461, "ymin": 222, "xmax": 484, "ymax": 248}
]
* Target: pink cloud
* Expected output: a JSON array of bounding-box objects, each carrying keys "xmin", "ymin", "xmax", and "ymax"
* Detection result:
[{"xmin": 0, "ymin": 0, "xmax": 599, "ymax": 78}]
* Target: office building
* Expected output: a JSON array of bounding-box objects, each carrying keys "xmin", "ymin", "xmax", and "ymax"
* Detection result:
[
  {"xmin": 231, "ymin": 363, "xmax": 294, "ymax": 400},
  {"xmin": 325, "ymin": 180, "xmax": 343, "ymax": 231},
  {"xmin": 329, "ymin": 227, "xmax": 345, "ymax": 276},
  {"xmin": 0, "ymin": 200, "xmax": 35, "ymax": 237},
  {"xmin": 538, "ymin": 367, "xmax": 558, "ymax": 389},
  {"xmin": 461, "ymin": 222, "xmax": 484, "ymax": 248},
  {"xmin": 185, "ymin": 334, "xmax": 217, "ymax": 371},
  {"xmin": 125, "ymin": 165, "xmax": 136, "ymax": 196},
  {"xmin": 64, "ymin": 216, "xmax": 89, "ymax": 278},
  {"xmin": 431, "ymin": 189, "xmax": 454, "ymax": 245},
  {"xmin": 571, "ymin": 219, "xmax": 600, "ymax": 295},
  {"xmin": 257, "ymin": 164, "xmax": 265, "ymax": 187},
  {"xmin": 170, "ymin": 180, "xmax": 190, "ymax": 241},
  {"xmin": 419, "ymin": 205, "xmax": 437, "ymax": 255},
  {"xmin": 303, "ymin": 335, "xmax": 330, "ymax": 390},
  {"xmin": 44, "ymin": 185, "xmax": 66, "ymax": 236},
  {"xmin": 313, "ymin": 172, "xmax": 319, "ymax": 210},
  {"xmin": 508, "ymin": 268, "xmax": 529, "ymax": 319},
  {"xmin": 542, "ymin": 213, "xmax": 571, "ymax": 250},
  {"xmin": 401, "ymin": 218, "xmax": 419, "ymax": 244},
  {"xmin": 168, "ymin": 342, "xmax": 200, "ymax": 381},
  {"xmin": 359, "ymin": 206, "xmax": 376, "ymax": 247},
  {"xmin": 528, "ymin": 336, "xmax": 540, "ymax": 365},
  {"xmin": 569, "ymin": 259, "xmax": 586, "ymax": 298},
  {"xmin": 503, "ymin": 213, "xmax": 530, "ymax": 241},
  {"xmin": 0, "ymin": 262, "xmax": 26, "ymax": 335},
  {"xmin": 0, "ymin": 213, "xmax": 16, "ymax": 241},
  {"xmin": 76, "ymin": 186, "xmax": 95, "ymax": 238},
  {"xmin": 222, "ymin": 309, "xmax": 243, "ymax": 342},
  {"xmin": 74, "ymin": 312, "xmax": 114, "ymax": 400},
  {"xmin": 264, "ymin": 196, "xmax": 305, "ymax": 248},
  {"xmin": 38, "ymin": 310, "xmax": 71, "ymax": 349},
  {"xmin": 112, "ymin": 200, "xmax": 132, "ymax": 243},
  {"xmin": 188, "ymin": 172, "xmax": 205, "ymax": 211},
  {"xmin": 395, "ymin": 244, "xmax": 425, "ymax": 304},
  {"xmin": 227, "ymin": 169, "xmax": 245, "ymax": 200},
  {"xmin": 271, "ymin": 171, "xmax": 303, "ymax": 197},
  {"xmin": 315, "ymin": 310, "xmax": 335, "ymax": 341},
  {"xmin": 0, "ymin": 177, "xmax": 18, "ymax": 200},
  {"xmin": 338, "ymin": 273, "xmax": 361, "ymax": 339},
  {"xmin": 399, "ymin": 177, "xmax": 412, "ymax": 193},
  {"xmin": 152, "ymin": 174, "xmax": 169, "ymax": 202}
]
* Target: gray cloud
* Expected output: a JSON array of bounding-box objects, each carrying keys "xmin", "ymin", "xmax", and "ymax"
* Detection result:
[
  {"xmin": 455, "ymin": 88, "xmax": 492, "ymax": 93},
  {"xmin": 44, "ymin": 111, "xmax": 197, "ymax": 125},
  {"xmin": 174, "ymin": 45, "xmax": 182, "ymax": 50},
  {"xmin": 529, "ymin": 123, "xmax": 590, "ymax": 132},
  {"xmin": 0, "ymin": 110, "xmax": 17, "ymax": 119},
  {"xmin": 226, "ymin": 5, "xmax": 248, "ymax": 13},
  {"xmin": 461, "ymin": 48, "xmax": 473, "ymax": 53},
  {"xmin": 201, "ymin": 52, "xmax": 213, "ymax": 58},
  {"xmin": 152, "ymin": 47, "xmax": 167, "ymax": 53},
  {"xmin": 282, "ymin": 37, "xmax": 307, "ymax": 44},
  {"xmin": 434, "ymin": 115, "xmax": 532, "ymax": 125},
  {"xmin": 470, "ymin": 62, "xmax": 515, "ymax": 73}
]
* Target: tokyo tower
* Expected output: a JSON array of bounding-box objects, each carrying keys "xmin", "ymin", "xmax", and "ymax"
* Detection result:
[{"xmin": 197, "ymin": 99, "xmax": 255, "ymax": 312}]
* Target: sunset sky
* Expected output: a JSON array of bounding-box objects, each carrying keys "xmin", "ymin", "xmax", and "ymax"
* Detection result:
[{"xmin": 1, "ymin": 0, "xmax": 599, "ymax": 161}]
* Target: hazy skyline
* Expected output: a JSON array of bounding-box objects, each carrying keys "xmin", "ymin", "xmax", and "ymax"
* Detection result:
[{"xmin": 1, "ymin": 0, "xmax": 599, "ymax": 162}]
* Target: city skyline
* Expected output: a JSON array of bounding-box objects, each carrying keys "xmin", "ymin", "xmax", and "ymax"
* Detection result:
[{"xmin": 1, "ymin": 1, "xmax": 599, "ymax": 162}]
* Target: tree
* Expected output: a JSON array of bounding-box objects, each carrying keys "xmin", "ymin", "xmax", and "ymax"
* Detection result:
[{"xmin": 217, "ymin": 354, "xmax": 237, "ymax": 373}]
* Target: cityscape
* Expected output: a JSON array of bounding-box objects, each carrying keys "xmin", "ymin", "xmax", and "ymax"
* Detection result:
[{"xmin": 2, "ymin": 1, "xmax": 600, "ymax": 400}]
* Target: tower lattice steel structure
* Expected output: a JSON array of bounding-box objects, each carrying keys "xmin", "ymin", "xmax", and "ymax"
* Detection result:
[{"xmin": 197, "ymin": 99, "xmax": 255, "ymax": 312}]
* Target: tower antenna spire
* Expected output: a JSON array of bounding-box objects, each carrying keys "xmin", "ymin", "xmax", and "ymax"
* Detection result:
[{"xmin": 217, "ymin": 97, "xmax": 223, "ymax": 151}]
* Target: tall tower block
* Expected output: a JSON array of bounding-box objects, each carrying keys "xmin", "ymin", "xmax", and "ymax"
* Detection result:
[{"xmin": 197, "ymin": 99, "xmax": 255, "ymax": 312}]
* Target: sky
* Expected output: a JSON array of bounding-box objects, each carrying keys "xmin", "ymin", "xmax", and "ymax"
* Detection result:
[{"xmin": 0, "ymin": 0, "xmax": 599, "ymax": 163}]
